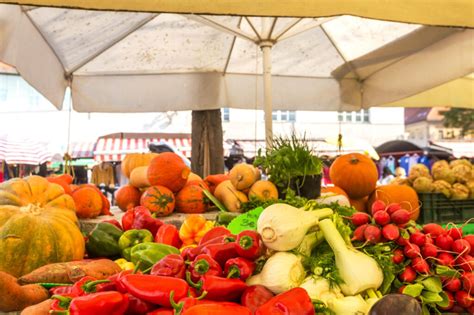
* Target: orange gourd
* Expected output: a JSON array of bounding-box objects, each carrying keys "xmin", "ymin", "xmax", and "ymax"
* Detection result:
[
  {"xmin": 115, "ymin": 185, "xmax": 142, "ymax": 211},
  {"xmin": 368, "ymin": 185, "xmax": 420, "ymax": 221},
  {"xmin": 321, "ymin": 186, "xmax": 349, "ymax": 199},
  {"xmin": 175, "ymin": 184, "xmax": 209, "ymax": 214},
  {"xmin": 349, "ymin": 196, "xmax": 369, "ymax": 212},
  {"xmin": 140, "ymin": 185, "xmax": 175, "ymax": 216},
  {"xmin": 147, "ymin": 153, "xmax": 190, "ymax": 192},
  {"xmin": 71, "ymin": 186, "xmax": 103, "ymax": 219},
  {"xmin": 329, "ymin": 153, "xmax": 378, "ymax": 199},
  {"xmin": 121, "ymin": 153, "xmax": 159, "ymax": 178}
]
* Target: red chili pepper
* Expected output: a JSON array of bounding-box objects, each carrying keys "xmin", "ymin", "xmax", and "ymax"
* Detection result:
[
  {"xmin": 125, "ymin": 293, "xmax": 156, "ymax": 315},
  {"xmin": 121, "ymin": 274, "xmax": 189, "ymax": 307},
  {"xmin": 190, "ymin": 254, "xmax": 222, "ymax": 281},
  {"xmin": 115, "ymin": 270, "xmax": 134, "ymax": 294},
  {"xmin": 169, "ymin": 291, "xmax": 208, "ymax": 314},
  {"xmin": 240, "ymin": 285, "xmax": 274, "ymax": 314},
  {"xmin": 151, "ymin": 254, "xmax": 186, "ymax": 279},
  {"xmin": 236, "ymin": 230, "xmax": 265, "ymax": 260},
  {"xmin": 155, "ymin": 224, "xmax": 182, "ymax": 248},
  {"xmin": 225, "ymin": 257, "xmax": 255, "ymax": 281},
  {"xmin": 198, "ymin": 227, "xmax": 231, "ymax": 246},
  {"xmin": 71, "ymin": 276, "xmax": 111, "ymax": 296},
  {"xmin": 255, "ymin": 288, "xmax": 314, "ymax": 315},
  {"xmin": 182, "ymin": 302, "xmax": 252, "ymax": 315},
  {"xmin": 103, "ymin": 218, "xmax": 123, "ymax": 230},
  {"xmin": 187, "ymin": 272, "xmax": 247, "ymax": 301},
  {"xmin": 68, "ymin": 291, "xmax": 129, "ymax": 315},
  {"xmin": 201, "ymin": 242, "xmax": 239, "ymax": 267},
  {"xmin": 146, "ymin": 308, "xmax": 174, "ymax": 315}
]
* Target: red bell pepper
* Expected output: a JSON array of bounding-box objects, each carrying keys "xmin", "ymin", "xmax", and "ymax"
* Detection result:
[
  {"xmin": 122, "ymin": 206, "xmax": 163, "ymax": 235},
  {"xmin": 182, "ymin": 234, "xmax": 236, "ymax": 262},
  {"xmin": 49, "ymin": 285, "xmax": 75, "ymax": 297},
  {"xmin": 169, "ymin": 291, "xmax": 208, "ymax": 314},
  {"xmin": 190, "ymin": 254, "xmax": 222, "ymax": 281},
  {"xmin": 125, "ymin": 293, "xmax": 156, "ymax": 315},
  {"xmin": 50, "ymin": 295, "xmax": 72, "ymax": 311},
  {"xmin": 103, "ymin": 218, "xmax": 123, "ymax": 230},
  {"xmin": 71, "ymin": 276, "xmax": 111, "ymax": 296},
  {"xmin": 240, "ymin": 285, "xmax": 274, "ymax": 314},
  {"xmin": 151, "ymin": 254, "xmax": 186, "ymax": 279},
  {"xmin": 187, "ymin": 272, "xmax": 247, "ymax": 301},
  {"xmin": 146, "ymin": 308, "xmax": 174, "ymax": 315},
  {"xmin": 201, "ymin": 242, "xmax": 239, "ymax": 267},
  {"xmin": 122, "ymin": 209, "xmax": 135, "ymax": 231},
  {"xmin": 68, "ymin": 291, "xmax": 129, "ymax": 315},
  {"xmin": 225, "ymin": 257, "xmax": 255, "ymax": 281},
  {"xmin": 255, "ymin": 288, "xmax": 314, "ymax": 315},
  {"xmin": 236, "ymin": 230, "xmax": 265, "ymax": 260},
  {"xmin": 121, "ymin": 274, "xmax": 189, "ymax": 307},
  {"xmin": 198, "ymin": 227, "xmax": 231, "ymax": 246},
  {"xmin": 182, "ymin": 302, "xmax": 252, "ymax": 315},
  {"xmin": 115, "ymin": 270, "xmax": 134, "ymax": 294},
  {"xmin": 155, "ymin": 223, "xmax": 182, "ymax": 248}
]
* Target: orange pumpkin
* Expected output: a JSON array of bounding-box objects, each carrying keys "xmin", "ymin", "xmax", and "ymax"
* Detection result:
[
  {"xmin": 368, "ymin": 185, "xmax": 420, "ymax": 221},
  {"xmin": 175, "ymin": 184, "xmax": 209, "ymax": 214},
  {"xmin": 329, "ymin": 153, "xmax": 378, "ymax": 199},
  {"xmin": 71, "ymin": 186, "xmax": 104, "ymax": 219},
  {"xmin": 147, "ymin": 153, "xmax": 190, "ymax": 192},
  {"xmin": 140, "ymin": 185, "xmax": 176, "ymax": 216},
  {"xmin": 47, "ymin": 176, "xmax": 72, "ymax": 195},
  {"xmin": 349, "ymin": 196, "xmax": 368, "ymax": 212},
  {"xmin": 321, "ymin": 186, "xmax": 349, "ymax": 199},
  {"xmin": 115, "ymin": 185, "xmax": 142, "ymax": 211},
  {"xmin": 121, "ymin": 153, "xmax": 159, "ymax": 178},
  {"xmin": 80, "ymin": 184, "xmax": 111, "ymax": 216}
]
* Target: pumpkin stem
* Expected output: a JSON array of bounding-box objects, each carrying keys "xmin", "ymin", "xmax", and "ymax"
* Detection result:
[
  {"xmin": 20, "ymin": 204, "xmax": 42, "ymax": 215},
  {"xmin": 349, "ymin": 156, "xmax": 360, "ymax": 164}
]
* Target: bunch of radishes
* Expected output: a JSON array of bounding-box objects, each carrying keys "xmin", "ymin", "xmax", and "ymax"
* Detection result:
[
  {"xmin": 350, "ymin": 200, "xmax": 411, "ymax": 244},
  {"xmin": 396, "ymin": 222, "xmax": 474, "ymax": 313}
]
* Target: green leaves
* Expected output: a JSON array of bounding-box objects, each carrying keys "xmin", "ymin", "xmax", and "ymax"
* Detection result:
[{"xmin": 402, "ymin": 283, "xmax": 424, "ymax": 297}]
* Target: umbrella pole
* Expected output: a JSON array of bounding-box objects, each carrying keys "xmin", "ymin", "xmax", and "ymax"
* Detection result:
[{"xmin": 261, "ymin": 41, "xmax": 273, "ymax": 149}]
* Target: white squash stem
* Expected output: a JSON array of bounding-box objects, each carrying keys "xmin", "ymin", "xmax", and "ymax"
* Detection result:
[
  {"xmin": 319, "ymin": 219, "xmax": 383, "ymax": 296},
  {"xmin": 257, "ymin": 203, "xmax": 333, "ymax": 251}
]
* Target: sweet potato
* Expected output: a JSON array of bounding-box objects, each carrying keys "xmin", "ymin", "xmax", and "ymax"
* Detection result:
[
  {"xmin": 20, "ymin": 299, "xmax": 53, "ymax": 315},
  {"xmin": 18, "ymin": 259, "xmax": 121, "ymax": 284},
  {"xmin": 0, "ymin": 271, "xmax": 49, "ymax": 312}
]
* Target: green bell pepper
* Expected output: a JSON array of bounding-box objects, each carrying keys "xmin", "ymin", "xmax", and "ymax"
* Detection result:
[
  {"xmin": 118, "ymin": 229, "xmax": 154, "ymax": 260},
  {"xmin": 86, "ymin": 222, "xmax": 123, "ymax": 258},
  {"xmin": 130, "ymin": 242, "xmax": 180, "ymax": 270}
]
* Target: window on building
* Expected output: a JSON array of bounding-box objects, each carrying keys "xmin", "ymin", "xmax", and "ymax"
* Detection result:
[
  {"xmin": 337, "ymin": 109, "xmax": 370, "ymax": 123},
  {"xmin": 222, "ymin": 108, "xmax": 230, "ymax": 122},
  {"xmin": 272, "ymin": 110, "xmax": 296, "ymax": 122}
]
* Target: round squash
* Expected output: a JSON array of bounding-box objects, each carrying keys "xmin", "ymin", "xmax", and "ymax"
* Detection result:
[
  {"xmin": 0, "ymin": 176, "xmax": 84, "ymax": 277},
  {"xmin": 368, "ymin": 185, "xmax": 420, "ymax": 221},
  {"xmin": 249, "ymin": 180, "xmax": 278, "ymax": 201},
  {"xmin": 140, "ymin": 185, "xmax": 176, "ymax": 216},
  {"xmin": 329, "ymin": 153, "xmax": 378, "ymax": 199},
  {"xmin": 71, "ymin": 185, "xmax": 106, "ymax": 219},
  {"xmin": 129, "ymin": 166, "xmax": 151, "ymax": 188},
  {"xmin": 121, "ymin": 153, "xmax": 159, "ymax": 178},
  {"xmin": 349, "ymin": 196, "xmax": 368, "ymax": 212},
  {"xmin": 321, "ymin": 186, "xmax": 349, "ymax": 199},
  {"xmin": 147, "ymin": 153, "xmax": 190, "ymax": 192},
  {"xmin": 229, "ymin": 163, "xmax": 260, "ymax": 190},
  {"xmin": 175, "ymin": 184, "xmax": 209, "ymax": 214},
  {"xmin": 115, "ymin": 185, "xmax": 142, "ymax": 211},
  {"xmin": 187, "ymin": 172, "xmax": 203, "ymax": 183}
]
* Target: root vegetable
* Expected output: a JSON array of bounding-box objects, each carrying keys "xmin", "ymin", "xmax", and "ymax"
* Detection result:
[
  {"xmin": 386, "ymin": 203, "xmax": 401, "ymax": 215},
  {"xmin": 20, "ymin": 299, "xmax": 53, "ymax": 315},
  {"xmin": 351, "ymin": 213, "xmax": 370, "ymax": 227},
  {"xmin": 373, "ymin": 211, "xmax": 390, "ymax": 226},
  {"xmin": 437, "ymin": 252, "xmax": 455, "ymax": 267},
  {"xmin": 392, "ymin": 249, "xmax": 404, "ymax": 264},
  {"xmin": 352, "ymin": 224, "xmax": 368, "ymax": 241},
  {"xmin": 409, "ymin": 232, "xmax": 426, "ymax": 247},
  {"xmin": 455, "ymin": 254, "xmax": 473, "ymax": 272},
  {"xmin": 411, "ymin": 257, "xmax": 429, "ymax": 274},
  {"xmin": 453, "ymin": 239, "xmax": 472, "ymax": 255},
  {"xmin": 403, "ymin": 243, "xmax": 420, "ymax": 259},
  {"xmin": 396, "ymin": 235, "xmax": 410, "ymax": 246},
  {"xmin": 371, "ymin": 200, "xmax": 386, "ymax": 215},
  {"xmin": 382, "ymin": 224, "xmax": 400, "ymax": 241},
  {"xmin": 364, "ymin": 225, "xmax": 382, "ymax": 244},
  {"xmin": 399, "ymin": 266, "xmax": 417, "ymax": 283},
  {"xmin": 436, "ymin": 234, "xmax": 454, "ymax": 251},
  {"xmin": 444, "ymin": 277, "xmax": 462, "ymax": 292},
  {"xmin": 421, "ymin": 243, "xmax": 438, "ymax": 259},
  {"xmin": 455, "ymin": 291, "xmax": 472, "ymax": 308},
  {"xmin": 463, "ymin": 235, "xmax": 474, "ymax": 255},
  {"xmin": 390, "ymin": 209, "xmax": 410, "ymax": 225},
  {"xmin": 461, "ymin": 272, "xmax": 473, "ymax": 293},
  {"xmin": 438, "ymin": 291, "xmax": 454, "ymax": 311},
  {"xmin": 0, "ymin": 271, "xmax": 49, "ymax": 312},
  {"xmin": 422, "ymin": 223, "xmax": 445, "ymax": 238},
  {"xmin": 448, "ymin": 227, "xmax": 463, "ymax": 240}
]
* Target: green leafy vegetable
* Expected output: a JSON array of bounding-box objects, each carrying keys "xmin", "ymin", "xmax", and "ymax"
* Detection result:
[{"xmin": 403, "ymin": 283, "xmax": 424, "ymax": 298}]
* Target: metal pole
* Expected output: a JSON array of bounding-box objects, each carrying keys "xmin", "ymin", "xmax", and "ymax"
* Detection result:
[{"xmin": 260, "ymin": 41, "xmax": 273, "ymax": 149}]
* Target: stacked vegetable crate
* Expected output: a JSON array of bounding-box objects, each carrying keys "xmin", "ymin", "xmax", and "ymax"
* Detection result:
[{"xmin": 417, "ymin": 193, "xmax": 474, "ymax": 225}]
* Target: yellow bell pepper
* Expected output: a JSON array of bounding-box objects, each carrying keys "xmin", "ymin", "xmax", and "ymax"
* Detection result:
[
  {"xmin": 179, "ymin": 215, "xmax": 215, "ymax": 246},
  {"xmin": 114, "ymin": 258, "xmax": 135, "ymax": 270}
]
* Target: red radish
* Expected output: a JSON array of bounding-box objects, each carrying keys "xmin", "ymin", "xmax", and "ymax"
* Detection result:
[
  {"xmin": 436, "ymin": 234, "xmax": 454, "ymax": 251},
  {"xmin": 463, "ymin": 235, "xmax": 474, "ymax": 256},
  {"xmin": 386, "ymin": 203, "xmax": 401, "ymax": 215},
  {"xmin": 397, "ymin": 285, "xmax": 406, "ymax": 294},
  {"xmin": 404, "ymin": 243, "xmax": 421, "ymax": 259},
  {"xmin": 447, "ymin": 227, "xmax": 463, "ymax": 240},
  {"xmin": 410, "ymin": 232, "xmax": 427, "ymax": 247},
  {"xmin": 371, "ymin": 200, "xmax": 386, "ymax": 215},
  {"xmin": 422, "ymin": 223, "xmax": 445, "ymax": 238},
  {"xmin": 373, "ymin": 211, "xmax": 390, "ymax": 226},
  {"xmin": 421, "ymin": 243, "xmax": 438, "ymax": 259},
  {"xmin": 382, "ymin": 224, "xmax": 400, "ymax": 241},
  {"xmin": 455, "ymin": 290, "xmax": 472, "ymax": 308},
  {"xmin": 351, "ymin": 224, "xmax": 368, "ymax": 241},
  {"xmin": 453, "ymin": 239, "xmax": 472, "ymax": 255},
  {"xmin": 455, "ymin": 254, "xmax": 474, "ymax": 272},
  {"xmin": 461, "ymin": 272, "xmax": 473, "ymax": 293},
  {"xmin": 392, "ymin": 249, "xmax": 404, "ymax": 264},
  {"xmin": 444, "ymin": 277, "xmax": 462, "ymax": 292},
  {"xmin": 468, "ymin": 305, "xmax": 474, "ymax": 314},
  {"xmin": 351, "ymin": 212, "xmax": 371, "ymax": 227},
  {"xmin": 425, "ymin": 235, "xmax": 434, "ymax": 245},
  {"xmin": 390, "ymin": 209, "xmax": 411, "ymax": 225},
  {"xmin": 438, "ymin": 291, "xmax": 455, "ymax": 311},
  {"xmin": 399, "ymin": 266, "xmax": 417, "ymax": 283},
  {"xmin": 450, "ymin": 305, "xmax": 467, "ymax": 313},
  {"xmin": 438, "ymin": 252, "xmax": 455, "ymax": 267},
  {"xmin": 411, "ymin": 256, "xmax": 430, "ymax": 274},
  {"xmin": 396, "ymin": 235, "xmax": 410, "ymax": 246},
  {"xmin": 364, "ymin": 225, "xmax": 382, "ymax": 244}
]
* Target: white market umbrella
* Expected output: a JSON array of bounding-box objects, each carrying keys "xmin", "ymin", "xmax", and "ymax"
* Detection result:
[
  {"xmin": 0, "ymin": 134, "xmax": 52, "ymax": 165},
  {"xmin": 0, "ymin": 5, "xmax": 473, "ymax": 147}
]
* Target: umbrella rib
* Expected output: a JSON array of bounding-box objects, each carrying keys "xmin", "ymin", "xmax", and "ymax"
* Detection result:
[
  {"xmin": 67, "ymin": 14, "xmax": 159, "ymax": 75},
  {"xmin": 186, "ymin": 14, "xmax": 257, "ymax": 43},
  {"xmin": 273, "ymin": 18, "xmax": 303, "ymax": 41},
  {"xmin": 245, "ymin": 17, "xmax": 262, "ymax": 42},
  {"xmin": 223, "ymin": 17, "xmax": 243, "ymax": 75},
  {"xmin": 277, "ymin": 17, "xmax": 336, "ymax": 42}
]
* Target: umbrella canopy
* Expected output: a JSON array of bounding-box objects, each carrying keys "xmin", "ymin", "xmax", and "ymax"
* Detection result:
[{"xmin": 0, "ymin": 134, "xmax": 52, "ymax": 165}]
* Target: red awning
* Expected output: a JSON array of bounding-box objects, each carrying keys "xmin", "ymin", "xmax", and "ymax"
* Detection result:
[
  {"xmin": 94, "ymin": 133, "xmax": 191, "ymax": 162},
  {"xmin": 69, "ymin": 141, "xmax": 97, "ymax": 159},
  {"xmin": 0, "ymin": 135, "xmax": 52, "ymax": 165}
]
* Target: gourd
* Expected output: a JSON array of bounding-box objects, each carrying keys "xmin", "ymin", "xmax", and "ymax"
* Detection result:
[
  {"xmin": 321, "ymin": 186, "xmax": 348, "ymax": 199},
  {"xmin": 248, "ymin": 180, "xmax": 278, "ymax": 201},
  {"xmin": 368, "ymin": 185, "xmax": 420, "ymax": 221},
  {"xmin": 329, "ymin": 153, "xmax": 378, "ymax": 199},
  {"xmin": 147, "ymin": 152, "xmax": 190, "ymax": 192},
  {"xmin": 349, "ymin": 196, "xmax": 368, "ymax": 212},
  {"xmin": 175, "ymin": 184, "xmax": 208, "ymax": 214},
  {"xmin": 140, "ymin": 185, "xmax": 176, "ymax": 216},
  {"xmin": 129, "ymin": 166, "xmax": 151, "ymax": 188},
  {"xmin": 214, "ymin": 180, "xmax": 248, "ymax": 212},
  {"xmin": 115, "ymin": 185, "xmax": 142, "ymax": 211},
  {"xmin": 71, "ymin": 184, "xmax": 110, "ymax": 218},
  {"xmin": 0, "ymin": 176, "xmax": 85, "ymax": 277},
  {"xmin": 121, "ymin": 153, "xmax": 158, "ymax": 178},
  {"xmin": 229, "ymin": 163, "xmax": 260, "ymax": 190}
]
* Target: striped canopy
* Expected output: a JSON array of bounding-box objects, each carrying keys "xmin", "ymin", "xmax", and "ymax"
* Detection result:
[{"xmin": 0, "ymin": 135, "xmax": 52, "ymax": 165}]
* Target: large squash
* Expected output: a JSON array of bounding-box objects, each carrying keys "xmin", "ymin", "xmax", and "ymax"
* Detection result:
[
  {"xmin": 329, "ymin": 153, "xmax": 378, "ymax": 199},
  {"xmin": 368, "ymin": 185, "xmax": 420, "ymax": 221},
  {"xmin": 147, "ymin": 152, "xmax": 190, "ymax": 192},
  {"xmin": 140, "ymin": 185, "xmax": 176, "ymax": 216},
  {"xmin": 0, "ymin": 176, "xmax": 85, "ymax": 277},
  {"xmin": 121, "ymin": 153, "xmax": 159, "ymax": 178},
  {"xmin": 175, "ymin": 184, "xmax": 209, "ymax": 214}
]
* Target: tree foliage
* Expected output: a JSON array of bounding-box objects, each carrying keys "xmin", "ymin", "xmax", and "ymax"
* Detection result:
[{"xmin": 440, "ymin": 108, "xmax": 474, "ymax": 137}]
